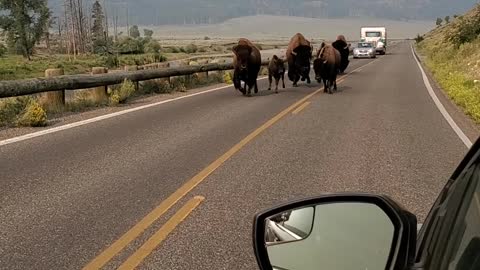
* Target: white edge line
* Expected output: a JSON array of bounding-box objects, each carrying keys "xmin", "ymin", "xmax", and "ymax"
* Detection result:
[
  {"xmin": 0, "ymin": 77, "xmax": 267, "ymax": 147},
  {"xmin": 411, "ymin": 45, "xmax": 472, "ymax": 149}
]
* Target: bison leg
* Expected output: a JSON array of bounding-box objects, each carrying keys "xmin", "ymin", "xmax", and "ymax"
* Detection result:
[
  {"xmin": 268, "ymin": 74, "xmax": 272, "ymax": 91},
  {"xmin": 328, "ymin": 80, "xmax": 333, "ymax": 94},
  {"xmin": 282, "ymin": 74, "xmax": 285, "ymax": 89},
  {"xmin": 246, "ymin": 85, "xmax": 252, "ymax": 96},
  {"xmin": 254, "ymin": 80, "xmax": 259, "ymax": 94},
  {"xmin": 234, "ymin": 72, "xmax": 246, "ymax": 95},
  {"xmin": 323, "ymin": 79, "xmax": 328, "ymax": 93},
  {"xmin": 293, "ymin": 74, "xmax": 300, "ymax": 87},
  {"xmin": 274, "ymin": 77, "xmax": 279, "ymax": 93},
  {"xmin": 306, "ymin": 74, "xmax": 311, "ymax": 84}
]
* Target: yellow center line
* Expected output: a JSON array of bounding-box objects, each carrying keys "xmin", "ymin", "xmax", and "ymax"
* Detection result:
[
  {"xmin": 82, "ymin": 58, "xmax": 378, "ymax": 270},
  {"xmin": 117, "ymin": 196, "xmax": 205, "ymax": 270},
  {"xmin": 292, "ymin": 101, "xmax": 311, "ymax": 115}
]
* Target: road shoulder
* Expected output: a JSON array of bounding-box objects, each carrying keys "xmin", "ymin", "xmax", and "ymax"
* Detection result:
[
  {"xmin": 0, "ymin": 82, "xmax": 233, "ymax": 142},
  {"xmin": 412, "ymin": 44, "xmax": 480, "ymax": 144}
]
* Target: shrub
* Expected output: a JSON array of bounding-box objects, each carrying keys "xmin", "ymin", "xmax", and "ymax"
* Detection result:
[
  {"xmin": 0, "ymin": 44, "xmax": 7, "ymax": 57},
  {"xmin": 141, "ymin": 80, "xmax": 172, "ymax": 94},
  {"xmin": 447, "ymin": 5, "xmax": 480, "ymax": 47},
  {"xmin": 169, "ymin": 46, "xmax": 181, "ymax": 53},
  {"xmin": 204, "ymin": 36, "xmax": 211, "ymax": 40},
  {"xmin": 115, "ymin": 37, "xmax": 145, "ymax": 54},
  {"xmin": 17, "ymin": 100, "xmax": 47, "ymax": 127},
  {"xmin": 415, "ymin": 34, "xmax": 425, "ymax": 44},
  {"xmin": 145, "ymin": 40, "xmax": 162, "ymax": 54},
  {"xmin": 110, "ymin": 79, "xmax": 136, "ymax": 105},
  {"xmin": 144, "ymin": 29, "xmax": 154, "ymax": 38},
  {"xmin": 0, "ymin": 96, "xmax": 34, "ymax": 126},
  {"xmin": 66, "ymin": 91, "xmax": 98, "ymax": 112},
  {"xmin": 170, "ymin": 78, "xmax": 187, "ymax": 92},
  {"xmin": 436, "ymin": 17, "xmax": 443, "ymax": 26},
  {"xmin": 0, "ymin": 96, "xmax": 47, "ymax": 127},
  {"xmin": 151, "ymin": 53, "xmax": 167, "ymax": 63},
  {"xmin": 223, "ymin": 72, "xmax": 233, "ymax": 84},
  {"xmin": 105, "ymin": 55, "xmax": 119, "ymax": 68},
  {"xmin": 184, "ymin": 43, "xmax": 198, "ymax": 54}
]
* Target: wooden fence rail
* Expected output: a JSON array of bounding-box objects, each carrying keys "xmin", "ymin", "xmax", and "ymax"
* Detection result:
[{"xmin": 0, "ymin": 60, "xmax": 270, "ymax": 99}]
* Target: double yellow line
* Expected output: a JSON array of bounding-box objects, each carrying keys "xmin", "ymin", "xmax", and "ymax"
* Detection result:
[{"xmin": 83, "ymin": 59, "xmax": 378, "ymax": 270}]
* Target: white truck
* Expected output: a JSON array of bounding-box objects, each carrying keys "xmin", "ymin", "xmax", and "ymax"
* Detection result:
[{"xmin": 360, "ymin": 27, "xmax": 387, "ymax": 55}]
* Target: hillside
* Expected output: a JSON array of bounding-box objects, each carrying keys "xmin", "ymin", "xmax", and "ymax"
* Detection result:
[
  {"xmin": 146, "ymin": 15, "xmax": 434, "ymax": 40},
  {"xmin": 47, "ymin": 0, "xmax": 478, "ymax": 26},
  {"xmin": 417, "ymin": 4, "xmax": 480, "ymax": 123}
]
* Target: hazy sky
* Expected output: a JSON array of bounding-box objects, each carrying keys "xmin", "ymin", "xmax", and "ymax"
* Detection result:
[{"xmin": 49, "ymin": 0, "xmax": 479, "ymax": 26}]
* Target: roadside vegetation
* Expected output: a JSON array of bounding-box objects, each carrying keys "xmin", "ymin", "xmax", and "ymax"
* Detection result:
[
  {"xmin": 417, "ymin": 4, "xmax": 480, "ymax": 123},
  {"xmin": 0, "ymin": 0, "xmax": 239, "ymax": 128},
  {"xmin": 0, "ymin": 71, "xmax": 232, "ymax": 128}
]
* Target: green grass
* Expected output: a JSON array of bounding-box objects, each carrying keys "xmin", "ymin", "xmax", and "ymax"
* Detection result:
[
  {"xmin": 0, "ymin": 50, "xmax": 231, "ymax": 81},
  {"xmin": 417, "ymin": 7, "xmax": 480, "ymax": 123},
  {"xmin": 0, "ymin": 53, "xmax": 169, "ymax": 81}
]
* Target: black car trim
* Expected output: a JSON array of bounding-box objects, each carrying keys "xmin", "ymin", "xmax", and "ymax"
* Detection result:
[
  {"xmin": 415, "ymin": 137, "xmax": 480, "ymax": 265},
  {"xmin": 252, "ymin": 193, "xmax": 413, "ymax": 270}
]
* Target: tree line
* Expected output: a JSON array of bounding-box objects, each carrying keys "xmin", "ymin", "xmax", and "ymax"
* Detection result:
[{"xmin": 0, "ymin": 0, "xmax": 161, "ymax": 61}]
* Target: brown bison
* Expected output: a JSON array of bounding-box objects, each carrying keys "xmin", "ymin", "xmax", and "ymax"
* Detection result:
[
  {"xmin": 268, "ymin": 55, "xmax": 286, "ymax": 93},
  {"xmin": 332, "ymin": 35, "xmax": 350, "ymax": 74},
  {"xmin": 286, "ymin": 33, "xmax": 313, "ymax": 87},
  {"xmin": 313, "ymin": 42, "xmax": 341, "ymax": 94},
  {"xmin": 232, "ymin": 38, "xmax": 262, "ymax": 96}
]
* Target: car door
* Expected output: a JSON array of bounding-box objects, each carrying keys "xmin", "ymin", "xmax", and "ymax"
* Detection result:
[{"xmin": 415, "ymin": 138, "xmax": 480, "ymax": 270}]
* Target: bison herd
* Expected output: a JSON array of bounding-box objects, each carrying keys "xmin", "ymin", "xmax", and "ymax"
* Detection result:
[{"xmin": 232, "ymin": 33, "xmax": 351, "ymax": 96}]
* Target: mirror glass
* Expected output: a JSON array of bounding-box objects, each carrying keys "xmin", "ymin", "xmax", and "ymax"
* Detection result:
[{"xmin": 264, "ymin": 202, "xmax": 395, "ymax": 270}]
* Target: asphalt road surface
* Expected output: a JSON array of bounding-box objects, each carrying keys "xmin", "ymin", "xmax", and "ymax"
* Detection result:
[{"xmin": 0, "ymin": 41, "xmax": 475, "ymax": 270}]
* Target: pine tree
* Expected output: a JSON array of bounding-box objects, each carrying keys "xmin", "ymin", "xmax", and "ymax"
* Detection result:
[
  {"xmin": 0, "ymin": 0, "xmax": 50, "ymax": 60},
  {"xmin": 91, "ymin": 0, "xmax": 105, "ymax": 53}
]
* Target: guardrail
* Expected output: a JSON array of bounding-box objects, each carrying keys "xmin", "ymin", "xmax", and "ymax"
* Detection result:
[{"xmin": 0, "ymin": 60, "xmax": 270, "ymax": 99}]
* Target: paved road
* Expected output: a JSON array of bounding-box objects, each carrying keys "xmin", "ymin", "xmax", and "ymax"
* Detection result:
[{"xmin": 0, "ymin": 41, "xmax": 474, "ymax": 270}]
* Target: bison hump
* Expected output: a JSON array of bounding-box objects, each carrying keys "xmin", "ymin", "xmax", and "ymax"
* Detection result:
[{"xmin": 288, "ymin": 33, "xmax": 311, "ymax": 52}]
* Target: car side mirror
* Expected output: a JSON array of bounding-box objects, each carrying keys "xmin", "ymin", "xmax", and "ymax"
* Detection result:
[{"xmin": 253, "ymin": 193, "xmax": 417, "ymax": 270}]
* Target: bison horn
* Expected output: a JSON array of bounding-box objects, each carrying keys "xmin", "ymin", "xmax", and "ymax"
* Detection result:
[
  {"xmin": 291, "ymin": 51, "xmax": 297, "ymax": 56},
  {"xmin": 323, "ymin": 60, "xmax": 328, "ymax": 64}
]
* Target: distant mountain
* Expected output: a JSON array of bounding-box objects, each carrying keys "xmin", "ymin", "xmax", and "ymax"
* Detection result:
[{"xmin": 47, "ymin": 0, "xmax": 479, "ymax": 26}]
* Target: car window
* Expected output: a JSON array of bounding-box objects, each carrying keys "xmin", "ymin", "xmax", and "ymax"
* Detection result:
[
  {"xmin": 358, "ymin": 43, "xmax": 372, "ymax": 48},
  {"xmin": 447, "ymin": 167, "xmax": 480, "ymax": 270},
  {"xmin": 366, "ymin": 31, "xmax": 381, "ymax": 37}
]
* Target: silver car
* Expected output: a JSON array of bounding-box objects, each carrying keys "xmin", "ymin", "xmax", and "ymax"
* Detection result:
[{"xmin": 353, "ymin": 42, "xmax": 376, "ymax": 59}]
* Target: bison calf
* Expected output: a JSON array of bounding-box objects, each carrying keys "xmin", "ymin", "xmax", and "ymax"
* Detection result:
[{"xmin": 268, "ymin": 55, "xmax": 285, "ymax": 93}]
